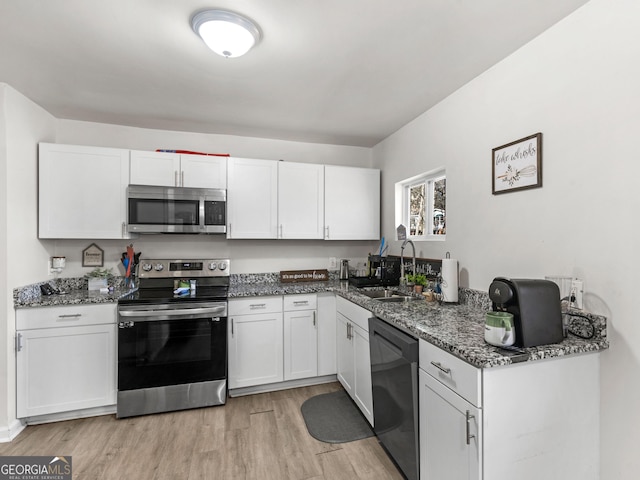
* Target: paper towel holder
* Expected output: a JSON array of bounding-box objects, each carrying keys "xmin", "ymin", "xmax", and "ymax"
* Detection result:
[{"xmin": 440, "ymin": 252, "xmax": 459, "ymax": 304}]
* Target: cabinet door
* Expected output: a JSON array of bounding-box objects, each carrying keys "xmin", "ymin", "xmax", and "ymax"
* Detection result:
[
  {"xmin": 16, "ymin": 324, "xmax": 116, "ymax": 418},
  {"xmin": 227, "ymin": 157, "xmax": 278, "ymax": 239},
  {"xmin": 324, "ymin": 165, "xmax": 380, "ymax": 240},
  {"xmin": 130, "ymin": 150, "xmax": 181, "ymax": 186},
  {"xmin": 336, "ymin": 313, "xmax": 354, "ymax": 395},
  {"xmin": 353, "ymin": 323, "xmax": 374, "ymax": 426},
  {"xmin": 181, "ymin": 154, "xmax": 227, "ymax": 189},
  {"xmin": 278, "ymin": 162, "xmax": 324, "ymax": 239},
  {"xmin": 317, "ymin": 293, "xmax": 337, "ymax": 376},
  {"xmin": 419, "ymin": 369, "xmax": 481, "ymax": 480},
  {"xmin": 228, "ymin": 312, "xmax": 284, "ymax": 389},
  {"xmin": 283, "ymin": 309, "xmax": 318, "ymax": 380},
  {"xmin": 38, "ymin": 143, "xmax": 131, "ymax": 239}
]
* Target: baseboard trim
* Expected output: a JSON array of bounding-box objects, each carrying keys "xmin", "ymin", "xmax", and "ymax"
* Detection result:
[
  {"xmin": 22, "ymin": 405, "xmax": 116, "ymax": 426},
  {"xmin": 0, "ymin": 419, "xmax": 26, "ymax": 443},
  {"xmin": 229, "ymin": 374, "xmax": 337, "ymax": 397}
]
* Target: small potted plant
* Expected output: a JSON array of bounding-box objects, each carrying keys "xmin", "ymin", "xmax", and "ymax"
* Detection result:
[
  {"xmin": 412, "ymin": 274, "xmax": 427, "ymax": 294},
  {"xmin": 406, "ymin": 274, "xmax": 427, "ymax": 293}
]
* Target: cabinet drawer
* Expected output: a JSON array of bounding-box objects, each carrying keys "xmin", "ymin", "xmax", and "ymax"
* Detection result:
[
  {"xmin": 283, "ymin": 294, "xmax": 317, "ymax": 311},
  {"xmin": 336, "ymin": 296, "xmax": 372, "ymax": 332},
  {"xmin": 16, "ymin": 304, "xmax": 116, "ymax": 330},
  {"xmin": 228, "ymin": 296, "xmax": 282, "ymax": 316},
  {"xmin": 419, "ymin": 339, "xmax": 481, "ymax": 407}
]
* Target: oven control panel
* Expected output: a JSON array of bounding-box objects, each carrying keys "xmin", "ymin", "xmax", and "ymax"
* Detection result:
[{"xmin": 138, "ymin": 259, "xmax": 230, "ymax": 278}]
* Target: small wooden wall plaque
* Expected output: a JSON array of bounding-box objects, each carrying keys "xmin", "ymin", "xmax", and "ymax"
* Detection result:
[{"xmin": 280, "ymin": 269, "xmax": 329, "ymax": 283}]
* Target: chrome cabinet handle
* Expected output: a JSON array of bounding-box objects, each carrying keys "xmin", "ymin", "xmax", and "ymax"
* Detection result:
[
  {"xmin": 293, "ymin": 301, "xmax": 309, "ymax": 306},
  {"xmin": 122, "ymin": 222, "xmax": 126, "ymax": 238},
  {"xmin": 313, "ymin": 311, "xmax": 316, "ymax": 327},
  {"xmin": 325, "ymin": 226, "xmax": 330, "ymax": 239},
  {"xmin": 430, "ymin": 361, "xmax": 451, "ymax": 375},
  {"xmin": 58, "ymin": 314, "xmax": 82, "ymax": 319},
  {"xmin": 181, "ymin": 171, "xmax": 184, "ymax": 187},
  {"xmin": 250, "ymin": 303, "xmax": 266, "ymax": 309},
  {"xmin": 466, "ymin": 410, "xmax": 476, "ymax": 445},
  {"xmin": 231, "ymin": 318, "xmax": 234, "ymax": 336},
  {"xmin": 16, "ymin": 333, "xmax": 23, "ymax": 352}
]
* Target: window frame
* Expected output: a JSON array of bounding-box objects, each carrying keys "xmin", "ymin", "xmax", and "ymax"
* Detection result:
[{"xmin": 395, "ymin": 168, "xmax": 446, "ymax": 242}]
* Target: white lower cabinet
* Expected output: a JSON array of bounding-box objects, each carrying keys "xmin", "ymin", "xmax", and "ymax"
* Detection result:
[
  {"xmin": 283, "ymin": 294, "xmax": 318, "ymax": 381},
  {"xmin": 228, "ymin": 293, "xmax": 337, "ymax": 392},
  {"xmin": 335, "ymin": 296, "xmax": 373, "ymax": 425},
  {"xmin": 420, "ymin": 369, "xmax": 481, "ymax": 480},
  {"xmin": 418, "ymin": 339, "xmax": 600, "ymax": 480},
  {"xmin": 228, "ymin": 297, "xmax": 284, "ymax": 389},
  {"xmin": 16, "ymin": 304, "xmax": 117, "ymax": 419}
]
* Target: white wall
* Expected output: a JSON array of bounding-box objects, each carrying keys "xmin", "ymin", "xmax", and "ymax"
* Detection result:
[
  {"xmin": 0, "ymin": 83, "xmax": 56, "ymax": 438},
  {"xmin": 373, "ymin": 1, "xmax": 638, "ymax": 478}
]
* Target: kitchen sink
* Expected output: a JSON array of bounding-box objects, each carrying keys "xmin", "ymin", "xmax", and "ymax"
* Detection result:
[
  {"xmin": 359, "ymin": 289, "xmax": 420, "ymax": 302},
  {"xmin": 374, "ymin": 295, "xmax": 421, "ymax": 303}
]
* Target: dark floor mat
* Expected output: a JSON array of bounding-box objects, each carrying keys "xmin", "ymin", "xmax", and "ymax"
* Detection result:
[{"xmin": 300, "ymin": 389, "xmax": 374, "ymax": 444}]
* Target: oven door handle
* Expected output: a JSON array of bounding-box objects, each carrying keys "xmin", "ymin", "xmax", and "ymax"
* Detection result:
[{"xmin": 119, "ymin": 305, "xmax": 227, "ymax": 318}]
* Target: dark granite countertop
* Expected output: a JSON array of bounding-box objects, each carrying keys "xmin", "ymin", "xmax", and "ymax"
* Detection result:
[
  {"xmin": 228, "ymin": 278, "xmax": 608, "ymax": 368},
  {"xmin": 14, "ymin": 287, "xmax": 135, "ymax": 308},
  {"xmin": 15, "ymin": 275, "xmax": 608, "ymax": 369}
]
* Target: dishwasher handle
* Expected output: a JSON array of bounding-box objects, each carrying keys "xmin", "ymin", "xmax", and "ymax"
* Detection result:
[{"xmin": 368, "ymin": 316, "xmax": 418, "ymax": 362}]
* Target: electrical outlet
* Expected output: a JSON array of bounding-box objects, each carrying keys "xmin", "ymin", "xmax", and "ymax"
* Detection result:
[
  {"xmin": 571, "ymin": 279, "xmax": 584, "ymax": 310},
  {"xmin": 329, "ymin": 257, "xmax": 337, "ymax": 270}
]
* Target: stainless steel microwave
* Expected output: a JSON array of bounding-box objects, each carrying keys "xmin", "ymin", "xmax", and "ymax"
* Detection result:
[{"xmin": 127, "ymin": 185, "xmax": 226, "ymax": 234}]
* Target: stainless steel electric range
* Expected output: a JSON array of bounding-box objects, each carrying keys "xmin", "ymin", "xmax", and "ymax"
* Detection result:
[{"xmin": 116, "ymin": 259, "xmax": 229, "ymax": 418}]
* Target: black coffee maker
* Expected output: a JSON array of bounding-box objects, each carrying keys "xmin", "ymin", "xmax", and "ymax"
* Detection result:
[{"xmin": 488, "ymin": 277, "xmax": 563, "ymax": 348}]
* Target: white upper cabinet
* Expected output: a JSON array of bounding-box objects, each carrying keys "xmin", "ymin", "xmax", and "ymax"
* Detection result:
[
  {"xmin": 129, "ymin": 150, "xmax": 180, "ymax": 187},
  {"xmin": 324, "ymin": 165, "xmax": 380, "ymax": 240},
  {"xmin": 181, "ymin": 154, "xmax": 227, "ymax": 189},
  {"xmin": 38, "ymin": 143, "xmax": 132, "ymax": 239},
  {"xmin": 227, "ymin": 157, "xmax": 279, "ymax": 239},
  {"xmin": 278, "ymin": 162, "xmax": 325, "ymax": 239},
  {"xmin": 130, "ymin": 150, "xmax": 227, "ymax": 189}
]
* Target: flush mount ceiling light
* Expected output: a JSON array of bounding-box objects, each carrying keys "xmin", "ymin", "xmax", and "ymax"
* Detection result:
[{"xmin": 191, "ymin": 9, "xmax": 261, "ymax": 58}]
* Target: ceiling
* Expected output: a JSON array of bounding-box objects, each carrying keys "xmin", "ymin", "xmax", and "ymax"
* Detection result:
[{"xmin": 0, "ymin": 0, "xmax": 590, "ymax": 147}]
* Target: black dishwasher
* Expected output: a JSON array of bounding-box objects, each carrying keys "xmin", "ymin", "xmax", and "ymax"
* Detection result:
[{"xmin": 369, "ymin": 317, "xmax": 419, "ymax": 480}]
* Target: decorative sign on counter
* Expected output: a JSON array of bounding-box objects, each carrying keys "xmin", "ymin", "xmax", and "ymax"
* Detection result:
[
  {"xmin": 492, "ymin": 132, "xmax": 542, "ymax": 194},
  {"xmin": 280, "ymin": 269, "xmax": 329, "ymax": 283},
  {"xmin": 82, "ymin": 243, "xmax": 104, "ymax": 267}
]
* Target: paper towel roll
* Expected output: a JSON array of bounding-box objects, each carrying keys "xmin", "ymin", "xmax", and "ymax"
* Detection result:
[{"xmin": 441, "ymin": 258, "xmax": 459, "ymax": 303}]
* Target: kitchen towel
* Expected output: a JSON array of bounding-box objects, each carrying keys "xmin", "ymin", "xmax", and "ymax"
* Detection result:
[{"xmin": 441, "ymin": 258, "xmax": 459, "ymax": 303}]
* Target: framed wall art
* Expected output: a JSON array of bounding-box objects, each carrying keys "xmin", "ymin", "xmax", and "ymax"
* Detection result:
[{"xmin": 492, "ymin": 132, "xmax": 542, "ymax": 194}]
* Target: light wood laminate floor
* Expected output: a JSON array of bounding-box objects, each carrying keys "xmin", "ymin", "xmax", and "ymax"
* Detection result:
[{"xmin": 0, "ymin": 382, "xmax": 404, "ymax": 479}]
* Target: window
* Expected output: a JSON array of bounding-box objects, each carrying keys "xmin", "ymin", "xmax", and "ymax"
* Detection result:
[{"xmin": 395, "ymin": 169, "xmax": 446, "ymax": 240}]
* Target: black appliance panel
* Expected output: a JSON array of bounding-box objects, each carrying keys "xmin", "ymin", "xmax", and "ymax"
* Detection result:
[{"xmin": 118, "ymin": 316, "xmax": 227, "ymax": 391}]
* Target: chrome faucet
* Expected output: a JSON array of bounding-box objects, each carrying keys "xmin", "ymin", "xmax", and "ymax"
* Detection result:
[{"xmin": 400, "ymin": 239, "xmax": 416, "ymax": 281}]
